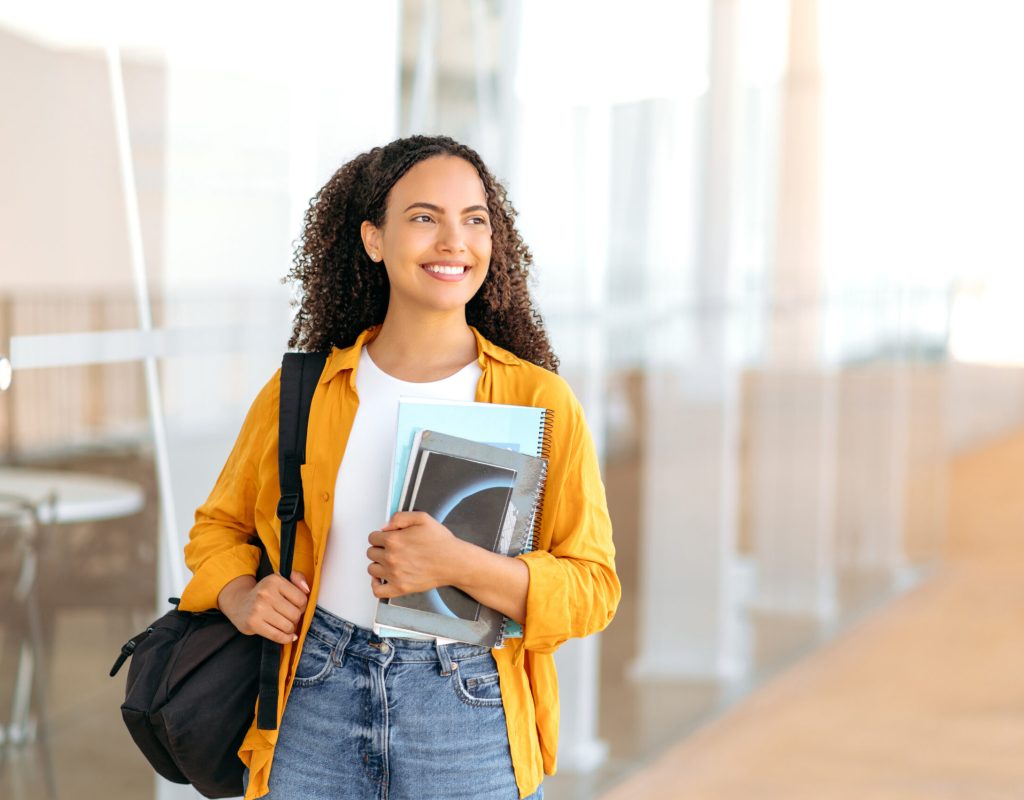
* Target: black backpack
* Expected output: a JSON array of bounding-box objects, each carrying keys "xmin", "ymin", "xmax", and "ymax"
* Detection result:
[{"xmin": 110, "ymin": 352, "xmax": 326, "ymax": 798}]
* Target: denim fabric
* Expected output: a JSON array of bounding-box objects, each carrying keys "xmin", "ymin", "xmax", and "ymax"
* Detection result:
[{"xmin": 250, "ymin": 605, "xmax": 543, "ymax": 799}]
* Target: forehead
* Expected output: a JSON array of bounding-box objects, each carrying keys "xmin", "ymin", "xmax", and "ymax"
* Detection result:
[{"xmin": 388, "ymin": 156, "xmax": 486, "ymax": 205}]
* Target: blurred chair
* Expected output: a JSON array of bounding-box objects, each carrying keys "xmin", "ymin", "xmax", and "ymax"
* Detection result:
[{"xmin": 0, "ymin": 491, "xmax": 58, "ymax": 799}]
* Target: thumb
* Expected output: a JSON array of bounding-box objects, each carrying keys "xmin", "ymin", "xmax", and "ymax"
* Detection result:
[
  {"xmin": 386, "ymin": 510, "xmax": 415, "ymax": 529},
  {"xmin": 290, "ymin": 571, "xmax": 310, "ymax": 594}
]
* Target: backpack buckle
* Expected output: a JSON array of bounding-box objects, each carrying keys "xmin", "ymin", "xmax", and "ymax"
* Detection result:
[
  {"xmin": 110, "ymin": 627, "xmax": 153, "ymax": 677},
  {"xmin": 277, "ymin": 492, "xmax": 301, "ymax": 522}
]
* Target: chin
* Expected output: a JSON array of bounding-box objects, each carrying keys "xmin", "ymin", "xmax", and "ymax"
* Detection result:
[
  {"xmin": 430, "ymin": 296, "xmax": 478, "ymax": 314},
  {"xmin": 426, "ymin": 286, "xmax": 486, "ymax": 311}
]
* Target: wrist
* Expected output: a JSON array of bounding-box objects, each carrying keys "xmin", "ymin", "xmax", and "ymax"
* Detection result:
[
  {"xmin": 443, "ymin": 536, "xmax": 486, "ymax": 591},
  {"xmin": 217, "ymin": 574, "xmax": 256, "ymax": 613}
]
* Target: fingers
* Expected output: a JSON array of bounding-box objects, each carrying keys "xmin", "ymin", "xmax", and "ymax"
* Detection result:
[
  {"xmin": 257, "ymin": 607, "xmax": 302, "ymax": 644},
  {"xmin": 290, "ymin": 570, "xmax": 311, "ymax": 594},
  {"xmin": 269, "ymin": 591, "xmax": 304, "ymax": 626},
  {"xmin": 264, "ymin": 573, "xmax": 309, "ymax": 611},
  {"xmin": 370, "ymin": 575, "xmax": 399, "ymax": 599},
  {"xmin": 387, "ymin": 511, "xmax": 431, "ymax": 528},
  {"xmin": 238, "ymin": 574, "xmax": 308, "ymax": 641},
  {"xmin": 260, "ymin": 628, "xmax": 295, "ymax": 646},
  {"xmin": 221, "ymin": 571, "xmax": 311, "ymax": 642}
]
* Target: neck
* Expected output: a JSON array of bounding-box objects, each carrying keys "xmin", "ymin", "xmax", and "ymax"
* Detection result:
[{"xmin": 366, "ymin": 306, "xmax": 478, "ymax": 375}]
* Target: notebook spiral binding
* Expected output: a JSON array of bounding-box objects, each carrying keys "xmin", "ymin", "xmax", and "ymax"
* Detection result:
[
  {"xmin": 538, "ymin": 407, "xmax": 554, "ymax": 459},
  {"xmin": 496, "ymin": 408, "xmax": 555, "ymax": 647},
  {"xmin": 495, "ymin": 613, "xmax": 513, "ymax": 647},
  {"xmin": 526, "ymin": 408, "xmax": 554, "ymax": 553}
]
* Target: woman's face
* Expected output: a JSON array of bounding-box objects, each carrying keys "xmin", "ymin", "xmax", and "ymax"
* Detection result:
[{"xmin": 364, "ymin": 155, "xmax": 492, "ymax": 317}]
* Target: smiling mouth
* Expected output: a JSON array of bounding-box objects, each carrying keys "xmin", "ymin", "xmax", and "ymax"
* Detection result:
[{"xmin": 421, "ymin": 264, "xmax": 470, "ymax": 275}]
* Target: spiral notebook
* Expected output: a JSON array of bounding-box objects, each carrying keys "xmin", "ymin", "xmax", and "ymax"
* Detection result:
[{"xmin": 375, "ymin": 398, "xmax": 554, "ymax": 646}]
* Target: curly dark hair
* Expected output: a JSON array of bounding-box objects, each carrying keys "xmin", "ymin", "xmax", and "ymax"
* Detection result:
[{"xmin": 284, "ymin": 134, "xmax": 559, "ymax": 373}]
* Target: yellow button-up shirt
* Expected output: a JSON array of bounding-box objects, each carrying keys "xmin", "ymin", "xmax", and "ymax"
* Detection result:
[{"xmin": 178, "ymin": 324, "xmax": 620, "ymax": 799}]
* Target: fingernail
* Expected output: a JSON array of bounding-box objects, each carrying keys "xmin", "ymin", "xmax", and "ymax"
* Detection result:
[
  {"xmin": 300, "ymin": 579, "xmax": 310, "ymax": 593},
  {"xmin": 291, "ymin": 634, "xmax": 298, "ymax": 642}
]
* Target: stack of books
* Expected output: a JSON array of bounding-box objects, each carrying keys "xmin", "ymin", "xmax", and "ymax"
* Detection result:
[{"xmin": 374, "ymin": 398, "xmax": 554, "ymax": 647}]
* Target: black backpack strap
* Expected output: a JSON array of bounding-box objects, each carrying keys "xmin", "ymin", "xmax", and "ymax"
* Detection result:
[{"xmin": 257, "ymin": 351, "xmax": 328, "ymax": 731}]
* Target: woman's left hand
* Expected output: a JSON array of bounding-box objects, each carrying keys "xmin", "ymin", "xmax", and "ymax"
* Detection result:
[{"xmin": 367, "ymin": 511, "xmax": 463, "ymax": 598}]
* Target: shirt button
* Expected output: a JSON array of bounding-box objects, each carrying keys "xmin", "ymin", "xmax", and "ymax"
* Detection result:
[{"xmin": 321, "ymin": 491, "xmax": 330, "ymax": 502}]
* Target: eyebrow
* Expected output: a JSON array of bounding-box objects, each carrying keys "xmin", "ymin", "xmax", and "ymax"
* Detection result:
[{"xmin": 402, "ymin": 202, "xmax": 489, "ymax": 215}]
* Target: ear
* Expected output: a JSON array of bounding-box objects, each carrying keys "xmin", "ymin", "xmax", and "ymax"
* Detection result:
[{"xmin": 360, "ymin": 220, "xmax": 383, "ymax": 261}]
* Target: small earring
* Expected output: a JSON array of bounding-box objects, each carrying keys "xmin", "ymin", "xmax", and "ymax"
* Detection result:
[{"xmin": 370, "ymin": 252, "xmax": 380, "ymax": 262}]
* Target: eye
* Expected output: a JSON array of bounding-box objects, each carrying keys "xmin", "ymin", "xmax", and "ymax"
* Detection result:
[
  {"xmin": 411, "ymin": 214, "xmax": 434, "ymax": 223},
  {"xmin": 467, "ymin": 216, "xmax": 490, "ymax": 226}
]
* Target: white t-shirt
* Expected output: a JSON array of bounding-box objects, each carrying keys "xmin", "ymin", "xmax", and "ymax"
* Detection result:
[{"xmin": 316, "ymin": 345, "xmax": 482, "ymax": 637}]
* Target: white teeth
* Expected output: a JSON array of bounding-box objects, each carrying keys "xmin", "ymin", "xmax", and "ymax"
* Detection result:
[{"xmin": 424, "ymin": 265, "xmax": 466, "ymax": 275}]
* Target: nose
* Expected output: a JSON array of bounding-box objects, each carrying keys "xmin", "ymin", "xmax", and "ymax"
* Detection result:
[{"xmin": 435, "ymin": 218, "xmax": 466, "ymax": 253}]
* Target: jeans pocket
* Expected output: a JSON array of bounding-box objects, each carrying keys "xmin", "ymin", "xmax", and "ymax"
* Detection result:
[
  {"xmin": 451, "ymin": 654, "xmax": 504, "ymax": 707},
  {"xmin": 292, "ymin": 630, "xmax": 336, "ymax": 687}
]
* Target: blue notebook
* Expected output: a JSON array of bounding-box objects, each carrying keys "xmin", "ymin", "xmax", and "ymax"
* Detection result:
[{"xmin": 377, "ymin": 397, "xmax": 555, "ymax": 643}]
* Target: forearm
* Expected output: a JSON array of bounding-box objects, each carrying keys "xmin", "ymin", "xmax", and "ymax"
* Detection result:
[
  {"xmin": 178, "ymin": 537, "xmax": 262, "ymax": 612},
  {"xmin": 446, "ymin": 539, "xmax": 530, "ymax": 624}
]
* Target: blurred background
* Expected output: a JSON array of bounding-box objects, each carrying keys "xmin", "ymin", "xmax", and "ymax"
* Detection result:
[{"xmin": 1, "ymin": 1, "xmax": 1023, "ymax": 798}]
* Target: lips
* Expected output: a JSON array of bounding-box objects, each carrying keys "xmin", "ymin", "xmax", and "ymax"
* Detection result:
[
  {"xmin": 420, "ymin": 263, "xmax": 471, "ymax": 282},
  {"xmin": 421, "ymin": 263, "xmax": 470, "ymax": 274}
]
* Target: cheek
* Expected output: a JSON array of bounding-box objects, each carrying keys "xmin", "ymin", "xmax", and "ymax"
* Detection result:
[
  {"xmin": 474, "ymin": 236, "xmax": 493, "ymax": 266},
  {"xmin": 385, "ymin": 231, "xmax": 418, "ymax": 255},
  {"xmin": 473, "ymin": 264, "xmax": 491, "ymax": 290}
]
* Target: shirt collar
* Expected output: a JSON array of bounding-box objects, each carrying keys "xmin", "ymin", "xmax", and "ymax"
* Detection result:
[{"xmin": 318, "ymin": 323, "xmax": 517, "ymax": 387}]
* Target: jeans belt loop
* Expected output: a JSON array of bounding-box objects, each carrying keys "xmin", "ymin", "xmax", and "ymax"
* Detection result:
[{"xmin": 436, "ymin": 640, "xmax": 455, "ymax": 677}]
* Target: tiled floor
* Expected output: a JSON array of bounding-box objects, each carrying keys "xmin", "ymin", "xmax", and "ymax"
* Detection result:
[
  {"xmin": 598, "ymin": 428, "xmax": 1024, "ymax": 799},
  {"xmin": 542, "ymin": 443, "xmax": 929, "ymax": 800},
  {"xmin": 1, "ymin": 611, "xmax": 155, "ymax": 799}
]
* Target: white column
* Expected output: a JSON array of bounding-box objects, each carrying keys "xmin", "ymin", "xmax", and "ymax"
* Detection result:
[
  {"xmin": 407, "ymin": 0, "xmax": 439, "ymax": 134},
  {"xmin": 632, "ymin": 357, "xmax": 744, "ymax": 679},
  {"xmin": 554, "ymin": 637, "xmax": 608, "ymax": 772},
  {"xmin": 748, "ymin": 0, "xmax": 838, "ymax": 623},
  {"xmin": 747, "ymin": 366, "xmax": 838, "ymax": 619},
  {"xmin": 834, "ymin": 362, "xmax": 911, "ymax": 594},
  {"xmin": 903, "ymin": 361, "xmax": 950, "ymax": 565},
  {"xmin": 767, "ymin": 0, "xmax": 824, "ymax": 361},
  {"xmin": 629, "ymin": 0, "xmax": 744, "ymax": 682}
]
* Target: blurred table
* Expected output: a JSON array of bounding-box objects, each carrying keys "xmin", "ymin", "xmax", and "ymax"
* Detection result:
[
  {"xmin": 0, "ymin": 466, "xmax": 145, "ymax": 797},
  {"xmin": 0, "ymin": 467, "xmax": 145, "ymax": 524}
]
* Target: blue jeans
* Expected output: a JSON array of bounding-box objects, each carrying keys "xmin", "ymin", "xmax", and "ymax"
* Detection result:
[{"xmin": 248, "ymin": 605, "xmax": 543, "ymax": 799}]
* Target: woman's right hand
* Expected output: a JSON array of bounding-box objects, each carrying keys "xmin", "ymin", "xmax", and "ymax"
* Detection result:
[{"xmin": 217, "ymin": 571, "xmax": 311, "ymax": 644}]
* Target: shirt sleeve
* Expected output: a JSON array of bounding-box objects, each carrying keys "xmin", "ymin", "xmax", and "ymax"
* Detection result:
[
  {"xmin": 177, "ymin": 371, "xmax": 279, "ymax": 613},
  {"xmin": 515, "ymin": 394, "xmax": 621, "ymax": 654}
]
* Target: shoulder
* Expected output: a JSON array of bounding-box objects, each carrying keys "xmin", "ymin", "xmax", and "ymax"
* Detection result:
[
  {"xmin": 255, "ymin": 367, "xmax": 283, "ymax": 409},
  {"xmin": 237, "ymin": 367, "xmax": 282, "ymax": 438},
  {"xmin": 250, "ymin": 350, "xmax": 328, "ymax": 414},
  {"xmin": 489, "ymin": 350, "xmax": 585, "ymax": 427},
  {"xmin": 471, "ymin": 326, "xmax": 586, "ymax": 424}
]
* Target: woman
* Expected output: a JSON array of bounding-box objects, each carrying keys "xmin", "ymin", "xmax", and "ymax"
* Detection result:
[{"xmin": 178, "ymin": 135, "xmax": 620, "ymax": 800}]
